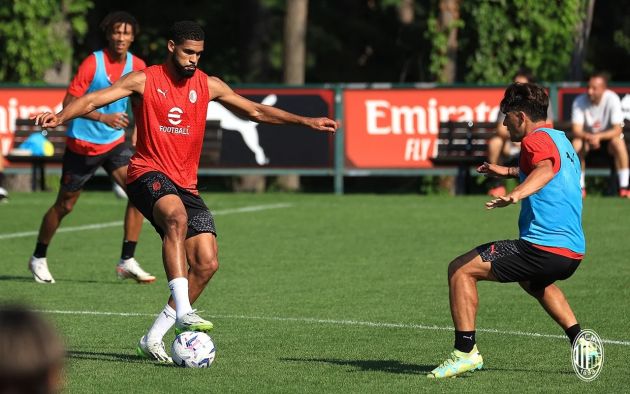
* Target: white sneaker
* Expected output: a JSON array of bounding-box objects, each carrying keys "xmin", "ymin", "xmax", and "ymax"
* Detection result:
[
  {"xmin": 136, "ymin": 335, "xmax": 172, "ymax": 363},
  {"xmin": 0, "ymin": 186, "xmax": 8, "ymax": 203},
  {"xmin": 175, "ymin": 310, "xmax": 214, "ymax": 335},
  {"xmin": 28, "ymin": 256, "xmax": 55, "ymax": 284},
  {"xmin": 112, "ymin": 183, "xmax": 127, "ymax": 199},
  {"xmin": 116, "ymin": 258, "xmax": 156, "ymax": 283}
]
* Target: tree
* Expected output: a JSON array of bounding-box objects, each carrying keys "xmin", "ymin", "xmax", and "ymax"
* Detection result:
[
  {"xmin": 426, "ymin": 0, "xmax": 462, "ymax": 83},
  {"xmin": 276, "ymin": 0, "xmax": 309, "ymax": 192},
  {"xmin": 0, "ymin": 0, "xmax": 92, "ymax": 83},
  {"xmin": 459, "ymin": 0, "xmax": 586, "ymax": 83},
  {"xmin": 569, "ymin": 0, "xmax": 595, "ymax": 81}
]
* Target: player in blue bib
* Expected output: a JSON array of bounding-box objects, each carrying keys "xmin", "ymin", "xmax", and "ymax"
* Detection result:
[{"xmin": 428, "ymin": 83, "xmax": 590, "ymax": 379}]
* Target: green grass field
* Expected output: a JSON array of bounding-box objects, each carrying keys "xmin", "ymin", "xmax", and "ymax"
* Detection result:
[{"xmin": 0, "ymin": 192, "xmax": 628, "ymax": 393}]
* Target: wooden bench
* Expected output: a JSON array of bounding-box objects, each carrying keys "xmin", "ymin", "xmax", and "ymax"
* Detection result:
[
  {"xmin": 431, "ymin": 121, "xmax": 496, "ymax": 194},
  {"xmin": 6, "ymin": 119, "xmax": 66, "ymax": 191},
  {"xmin": 5, "ymin": 118, "xmax": 223, "ymax": 191},
  {"xmin": 432, "ymin": 120, "xmax": 630, "ymax": 195}
]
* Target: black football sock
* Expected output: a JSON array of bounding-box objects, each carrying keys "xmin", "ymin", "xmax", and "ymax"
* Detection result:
[
  {"xmin": 565, "ymin": 324, "xmax": 581, "ymax": 346},
  {"xmin": 121, "ymin": 240, "xmax": 138, "ymax": 260},
  {"xmin": 33, "ymin": 242, "xmax": 49, "ymax": 258},
  {"xmin": 454, "ymin": 330, "xmax": 476, "ymax": 353}
]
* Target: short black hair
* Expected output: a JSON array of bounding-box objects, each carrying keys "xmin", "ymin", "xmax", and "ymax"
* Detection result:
[
  {"xmin": 100, "ymin": 11, "xmax": 139, "ymax": 35},
  {"xmin": 589, "ymin": 71, "xmax": 611, "ymax": 86},
  {"xmin": 500, "ymin": 83, "xmax": 549, "ymax": 122},
  {"xmin": 168, "ymin": 21, "xmax": 205, "ymax": 44}
]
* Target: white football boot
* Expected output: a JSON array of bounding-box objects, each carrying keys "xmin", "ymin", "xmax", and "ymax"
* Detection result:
[
  {"xmin": 137, "ymin": 335, "xmax": 172, "ymax": 363},
  {"xmin": 0, "ymin": 186, "xmax": 8, "ymax": 203},
  {"xmin": 28, "ymin": 256, "xmax": 55, "ymax": 284},
  {"xmin": 116, "ymin": 258, "xmax": 156, "ymax": 283}
]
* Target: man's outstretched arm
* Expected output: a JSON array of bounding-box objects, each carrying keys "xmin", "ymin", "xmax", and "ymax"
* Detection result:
[
  {"xmin": 208, "ymin": 76, "xmax": 338, "ymax": 133},
  {"xmin": 485, "ymin": 159, "xmax": 554, "ymax": 209},
  {"xmin": 32, "ymin": 71, "xmax": 146, "ymax": 129}
]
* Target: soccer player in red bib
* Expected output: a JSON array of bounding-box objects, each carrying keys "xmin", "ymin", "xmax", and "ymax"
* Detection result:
[
  {"xmin": 33, "ymin": 21, "xmax": 338, "ymax": 363},
  {"xmin": 428, "ymin": 83, "xmax": 588, "ymax": 378},
  {"xmin": 28, "ymin": 11, "xmax": 155, "ymax": 285}
]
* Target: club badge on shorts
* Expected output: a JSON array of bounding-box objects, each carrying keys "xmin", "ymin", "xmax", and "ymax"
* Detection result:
[{"xmin": 572, "ymin": 329, "xmax": 604, "ymax": 381}]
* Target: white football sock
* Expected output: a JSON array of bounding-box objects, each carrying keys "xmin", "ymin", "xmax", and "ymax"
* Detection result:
[
  {"xmin": 618, "ymin": 168, "xmax": 629, "ymax": 189},
  {"xmin": 580, "ymin": 173, "xmax": 585, "ymax": 189},
  {"xmin": 146, "ymin": 304, "xmax": 176, "ymax": 340},
  {"xmin": 168, "ymin": 277, "xmax": 193, "ymax": 319}
]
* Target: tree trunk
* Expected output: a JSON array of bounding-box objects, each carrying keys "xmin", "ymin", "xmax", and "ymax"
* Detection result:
[
  {"xmin": 438, "ymin": 0, "xmax": 460, "ymax": 83},
  {"xmin": 283, "ymin": 0, "xmax": 308, "ymax": 85},
  {"xmin": 277, "ymin": 0, "xmax": 309, "ymax": 191},
  {"xmin": 398, "ymin": 0, "xmax": 414, "ymax": 25},
  {"xmin": 570, "ymin": 0, "xmax": 596, "ymax": 81}
]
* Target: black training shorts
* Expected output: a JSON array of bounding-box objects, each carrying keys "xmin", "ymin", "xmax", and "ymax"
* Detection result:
[
  {"xmin": 60, "ymin": 143, "xmax": 132, "ymax": 192},
  {"xmin": 126, "ymin": 171, "xmax": 216, "ymax": 239},
  {"xmin": 476, "ymin": 239, "xmax": 581, "ymax": 291}
]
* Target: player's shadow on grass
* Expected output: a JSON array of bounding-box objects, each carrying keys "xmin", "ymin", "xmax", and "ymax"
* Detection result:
[
  {"xmin": 0, "ymin": 275, "xmax": 34, "ymax": 282},
  {"xmin": 483, "ymin": 366, "xmax": 575, "ymax": 376},
  {"xmin": 281, "ymin": 358, "xmax": 433, "ymax": 374},
  {"xmin": 0, "ymin": 275, "xmax": 104, "ymax": 284},
  {"xmin": 67, "ymin": 350, "xmax": 146, "ymax": 364}
]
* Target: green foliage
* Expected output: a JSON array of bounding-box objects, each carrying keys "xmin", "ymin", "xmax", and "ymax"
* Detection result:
[
  {"xmin": 460, "ymin": 0, "xmax": 586, "ymax": 83},
  {"xmin": 0, "ymin": 0, "xmax": 92, "ymax": 83},
  {"xmin": 425, "ymin": 9, "xmax": 465, "ymax": 83}
]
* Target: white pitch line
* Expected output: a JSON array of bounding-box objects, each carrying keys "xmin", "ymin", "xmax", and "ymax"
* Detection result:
[
  {"xmin": 37, "ymin": 309, "xmax": 630, "ymax": 347},
  {"xmin": 0, "ymin": 203, "xmax": 293, "ymax": 240}
]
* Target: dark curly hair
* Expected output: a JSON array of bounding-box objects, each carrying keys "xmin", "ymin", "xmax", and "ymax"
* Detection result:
[
  {"xmin": 168, "ymin": 21, "xmax": 205, "ymax": 44},
  {"xmin": 100, "ymin": 11, "xmax": 139, "ymax": 35},
  {"xmin": 500, "ymin": 83, "xmax": 549, "ymax": 122}
]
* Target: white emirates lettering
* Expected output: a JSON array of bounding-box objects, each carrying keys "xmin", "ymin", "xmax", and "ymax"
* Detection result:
[
  {"xmin": 365, "ymin": 99, "xmax": 498, "ymax": 135},
  {"xmin": 0, "ymin": 97, "xmax": 63, "ymax": 154}
]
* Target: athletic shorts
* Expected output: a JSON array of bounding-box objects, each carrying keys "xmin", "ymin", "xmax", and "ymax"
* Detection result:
[
  {"xmin": 126, "ymin": 171, "xmax": 216, "ymax": 239},
  {"xmin": 476, "ymin": 239, "xmax": 581, "ymax": 291},
  {"xmin": 60, "ymin": 143, "xmax": 132, "ymax": 192}
]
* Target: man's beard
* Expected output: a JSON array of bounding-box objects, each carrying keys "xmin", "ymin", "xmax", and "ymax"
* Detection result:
[{"xmin": 172, "ymin": 58, "xmax": 196, "ymax": 78}]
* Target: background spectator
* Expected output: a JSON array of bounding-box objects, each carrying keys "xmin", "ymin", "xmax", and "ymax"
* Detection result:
[{"xmin": 571, "ymin": 71, "xmax": 629, "ymax": 197}]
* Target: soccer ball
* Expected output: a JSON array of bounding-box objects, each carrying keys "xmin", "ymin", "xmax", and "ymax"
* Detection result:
[{"xmin": 171, "ymin": 331, "xmax": 216, "ymax": 368}]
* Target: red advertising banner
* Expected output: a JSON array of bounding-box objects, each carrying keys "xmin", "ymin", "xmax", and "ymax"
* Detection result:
[
  {"xmin": 0, "ymin": 87, "xmax": 334, "ymax": 168},
  {"xmin": 0, "ymin": 88, "xmax": 66, "ymax": 155},
  {"xmin": 344, "ymin": 88, "xmax": 505, "ymax": 168}
]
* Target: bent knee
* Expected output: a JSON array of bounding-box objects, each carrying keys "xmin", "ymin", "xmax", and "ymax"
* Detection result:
[
  {"xmin": 447, "ymin": 256, "xmax": 466, "ymax": 279},
  {"xmin": 162, "ymin": 212, "xmax": 188, "ymax": 235},
  {"xmin": 192, "ymin": 255, "xmax": 219, "ymax": 277},
  {"xmin": 54, "ymin": 200, "xmax": 75, "ymax": 216}
]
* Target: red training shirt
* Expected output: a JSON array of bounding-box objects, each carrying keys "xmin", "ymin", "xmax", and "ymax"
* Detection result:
[{"xmin": 127, "ymin": 64, "xmax": 210, "ymax": 194}]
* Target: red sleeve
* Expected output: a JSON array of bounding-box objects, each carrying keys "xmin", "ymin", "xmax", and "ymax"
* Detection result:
[
  {"xmin": 520, "ymin": 132, "xmax": 560, "ymax": 174},
  {"xmin": 67, "ymin": 54, "xmax": 96, "ymax": 97},
  {"xmin": 133, "ymin": 56, "xmax": 147, "ymax": 71}
]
